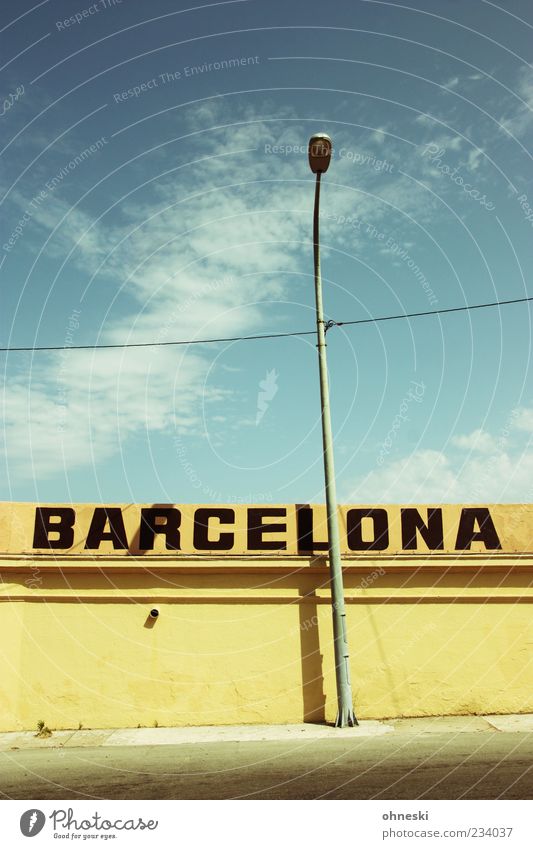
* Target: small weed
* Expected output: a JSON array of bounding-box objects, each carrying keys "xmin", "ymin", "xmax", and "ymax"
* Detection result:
[{"xmin": 35, "ymin": 720, "xmax": 52, "ymax": 738}]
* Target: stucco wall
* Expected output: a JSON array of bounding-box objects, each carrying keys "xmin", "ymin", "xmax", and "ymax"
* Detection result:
[{"xmin": 0, "ymin": 503, "xmax": 532, "ymax": 731}]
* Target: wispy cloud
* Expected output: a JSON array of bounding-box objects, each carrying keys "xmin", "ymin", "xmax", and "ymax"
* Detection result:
[
  {"xmin": 498, "ymin": 65, "xmax": 533, "ymax": 137},
  {"xmin": 5, "ymin": 88, "xmax": 524, "ymax": 485},
  {"xmin": 5, "ymin": 101, "xmax": 429, "ymax": 480}
]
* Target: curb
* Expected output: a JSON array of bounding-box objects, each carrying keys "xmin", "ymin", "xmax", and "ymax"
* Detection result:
[{"xmin": 1, "ymin": 714, "xmax": 532, "ymax": 752}]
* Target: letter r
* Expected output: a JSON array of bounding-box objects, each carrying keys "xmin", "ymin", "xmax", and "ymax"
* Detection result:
[{"xmin": 139, "ymin": 508, "xmax": 181, "ymax": 550}]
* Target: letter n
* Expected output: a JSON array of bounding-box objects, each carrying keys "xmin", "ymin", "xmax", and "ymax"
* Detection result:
[
  {"xmin": 33, "ymin": 507, "xmax": 75, "ymax": 549},
  {"xmin": 401, "ymin": 508, "xmax": 444, "ymax": 550},
  {"xmin": 455, "ymin": 508, "xmax": 502, "ymax": 550}
]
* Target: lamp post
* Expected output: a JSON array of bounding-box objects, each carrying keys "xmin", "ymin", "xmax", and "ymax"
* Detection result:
[{"xmin": 308, "ymin": 134, "xmax": 357, "ymax": 727}]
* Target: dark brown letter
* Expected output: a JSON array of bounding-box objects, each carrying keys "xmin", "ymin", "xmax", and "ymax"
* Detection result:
[
  {"xmin": 193, "ymin": 508, "xmax": 234, "ymax": 550},
  {"xmin": 455, "ymin": 508, "xmax": 502, "ymax": 550},
  {"xmin": 247, "ymin": 508, "xmax": 287, "ymax": 550},
  {"xmin": 401, "ymin": 508, "xmax": 444, "ymax": 550},
  {"xmin": 347, "ymin": 508, "xmax": 389, "ymax": 551},
  {"xmin": 33, "ymin": 507, "xmax": 75, "ymax": 549},
  {"xmin": 139, "ymin": 508, "xmax": 181, "ymax": 550},
  {"xmin": 85, "ymin": 508, "xmax": 128, "ymax": 550}
]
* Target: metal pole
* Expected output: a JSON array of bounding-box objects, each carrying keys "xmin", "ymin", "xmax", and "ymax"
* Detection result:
[{"xmin": 312, "ymin": 171, "xmax": 357, "ymax": 727}]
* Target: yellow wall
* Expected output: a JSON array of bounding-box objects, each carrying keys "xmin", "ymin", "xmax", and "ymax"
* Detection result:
[{"xmin": 0, "ymin": 503, "xmax": 532, "ymax": 731}]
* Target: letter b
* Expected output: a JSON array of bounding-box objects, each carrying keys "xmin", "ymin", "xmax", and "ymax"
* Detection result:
[{"xmin": 33, "ymin": 508, "xmax": 75, "ymax": 549}]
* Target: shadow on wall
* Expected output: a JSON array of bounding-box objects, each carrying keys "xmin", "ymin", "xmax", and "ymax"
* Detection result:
[{"xmin": 298, "ymin": 590, "xmax": 326, "ymax": 723}]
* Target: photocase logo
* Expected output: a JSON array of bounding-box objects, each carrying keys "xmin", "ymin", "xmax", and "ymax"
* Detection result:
[
  {"xmin": 20, "ymin": 810, "xmax": 46, "ymax": 837},
  {"xmin": 256, "ymin": 369, "xmax": 279, "ymax": 425}
]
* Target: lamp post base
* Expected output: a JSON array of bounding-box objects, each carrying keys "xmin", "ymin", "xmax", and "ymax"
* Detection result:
[{"xmin": 335, "ymin": 706, "xmax": 358, "ymax": 728}]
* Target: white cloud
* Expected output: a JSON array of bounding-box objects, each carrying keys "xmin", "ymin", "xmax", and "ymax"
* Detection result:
[
  {"xmin": 451, "ymin": 428, "xmax": 497, "ymax": 453},
  {"xmin": 342, "ymin": 409, "xmax": 533, "ymax": 503},
  {"xmin": 0, "ymin": 99, "xmax": 493, "ymax": 483},
  {"xmin": 513, "ymin": 407, "xmax": 533, "ymax": 433},
  {"xmin": 443, "ymin": 76, "xmax": 459, "ymax": 90},
  {"xmin": 371, "ymin": 127, "xmax": 387, "ymax": 144},
  {"xmin": 0, "ymin": 347, "xmax": 212, "ymax": 480},
  {"xmin": 498, "ymin": 65, "xmax": 533, "ymax": 138},
  {"xmin": 0, "ymin": 107, "xmax": 358, "ymax": 478},
  {"xmin": 466, "ymin": 147, "xmax": 485, "ymax": 171}
]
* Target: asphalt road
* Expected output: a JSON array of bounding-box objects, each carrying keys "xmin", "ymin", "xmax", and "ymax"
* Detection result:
[{"xmin": 1, "ymin": 732, "xmax": 532, "ymax": 799}]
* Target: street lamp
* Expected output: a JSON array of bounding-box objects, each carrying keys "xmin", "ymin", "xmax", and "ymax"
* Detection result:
[{"xmin": 308, "ymin": 133, "xmax": 357, "ymax": 727}]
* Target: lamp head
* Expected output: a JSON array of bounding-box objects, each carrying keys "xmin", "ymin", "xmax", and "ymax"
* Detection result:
[{"xmin": 308, "ymin": 133, "xmax": 333, "ymax": 173}]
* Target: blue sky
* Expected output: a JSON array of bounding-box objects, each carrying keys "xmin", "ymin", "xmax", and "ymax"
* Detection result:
[{"xmin": 1, "ymin": 0, "xmax": 532, "ymax": 504}]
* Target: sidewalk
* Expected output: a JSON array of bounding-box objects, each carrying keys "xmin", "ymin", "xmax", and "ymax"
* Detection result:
[{"xmin": 1, "ymin": 714, "xmax": 532, "ymax": 752}]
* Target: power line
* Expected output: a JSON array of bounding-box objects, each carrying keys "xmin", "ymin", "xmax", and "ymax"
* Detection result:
[
  {"xmin": 0, "ymin": 295, "xmax": 531, "ymax": 354},
  {"xmin": 337, "ymin": 296, "xmax": 533, "ymax": 328}
]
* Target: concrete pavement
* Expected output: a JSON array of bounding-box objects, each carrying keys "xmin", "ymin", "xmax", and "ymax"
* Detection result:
[
  {"xmin": 1, "ymin": 713, "xmax": 532, "ymax": 751},
  {"xmin": 1, "ymin": 731, "xmax": 532, "ymax": 800},
  {"xmin": 0, "ymin": 715, "xmax": 531, "ymax": 799}
]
